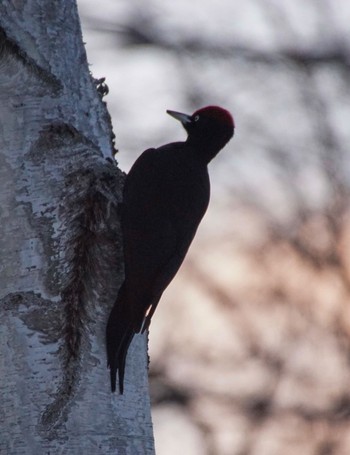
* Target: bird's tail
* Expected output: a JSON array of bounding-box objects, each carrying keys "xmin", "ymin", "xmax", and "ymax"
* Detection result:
[{"xmin": 106, "ymin": 283, "xmax": 135, "ymax": 393}]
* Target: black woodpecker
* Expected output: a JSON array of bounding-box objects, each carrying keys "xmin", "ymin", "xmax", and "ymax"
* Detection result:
[{"xmin": 106, "ymin": 106, "xmax": 235, "ymax": 393}]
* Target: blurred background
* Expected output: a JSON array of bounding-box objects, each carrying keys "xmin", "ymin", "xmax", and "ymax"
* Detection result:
[{"xmin": 79, "ymin": 1, "xmax": 350, "ymax": 453}]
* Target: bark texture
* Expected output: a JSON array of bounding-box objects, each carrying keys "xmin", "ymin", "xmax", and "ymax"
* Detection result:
[{"xmin": 0, "ymin": 2, "xmax": 154, "ymax": 453}]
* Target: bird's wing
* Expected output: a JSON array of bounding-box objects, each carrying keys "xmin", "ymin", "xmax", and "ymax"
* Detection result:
[{"xmin": 122, "ymin": 147, "xmax": 208, "ymax": 331}]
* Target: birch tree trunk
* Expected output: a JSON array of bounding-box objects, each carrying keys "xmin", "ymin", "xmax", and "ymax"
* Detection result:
[{"xmin": 0, "ymin": 2, "xmax": 154, "ymax": 453}]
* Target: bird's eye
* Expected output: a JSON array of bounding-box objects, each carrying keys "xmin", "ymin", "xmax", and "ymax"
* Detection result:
[{"xmin": 194, "ymin": 115, "xmax": 200, "ymax": 122}]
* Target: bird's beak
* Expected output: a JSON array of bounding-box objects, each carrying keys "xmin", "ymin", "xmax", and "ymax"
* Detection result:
[{"xmin": 166, "ymin": 110, "xmax": 192, "ymax": 125}]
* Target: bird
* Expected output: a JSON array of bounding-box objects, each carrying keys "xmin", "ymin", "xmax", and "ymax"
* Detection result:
[{"xmin": 106, "ymin": 105, "xmax": 235, "ymax": 393}]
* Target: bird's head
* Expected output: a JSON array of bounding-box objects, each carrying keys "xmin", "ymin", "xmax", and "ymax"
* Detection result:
[{"xmin": 167, "ymin": 106, "xmax": 235, "ymax": 162}]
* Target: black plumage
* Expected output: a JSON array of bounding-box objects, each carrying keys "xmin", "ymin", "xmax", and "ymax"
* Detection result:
[{"xmin": 106, "ymin": 106, "xmax": 235, "ymax": 393}]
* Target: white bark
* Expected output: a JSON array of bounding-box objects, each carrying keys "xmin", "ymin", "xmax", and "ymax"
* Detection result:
[{"xmin": 0, "ymin": 2, "xmax": 154, "ymax": 453}]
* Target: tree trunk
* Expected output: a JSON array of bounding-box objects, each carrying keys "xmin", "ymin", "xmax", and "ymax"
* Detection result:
[{"xmin": 0, "ymin": 2, "xmax": 154, "ymax": 453}]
